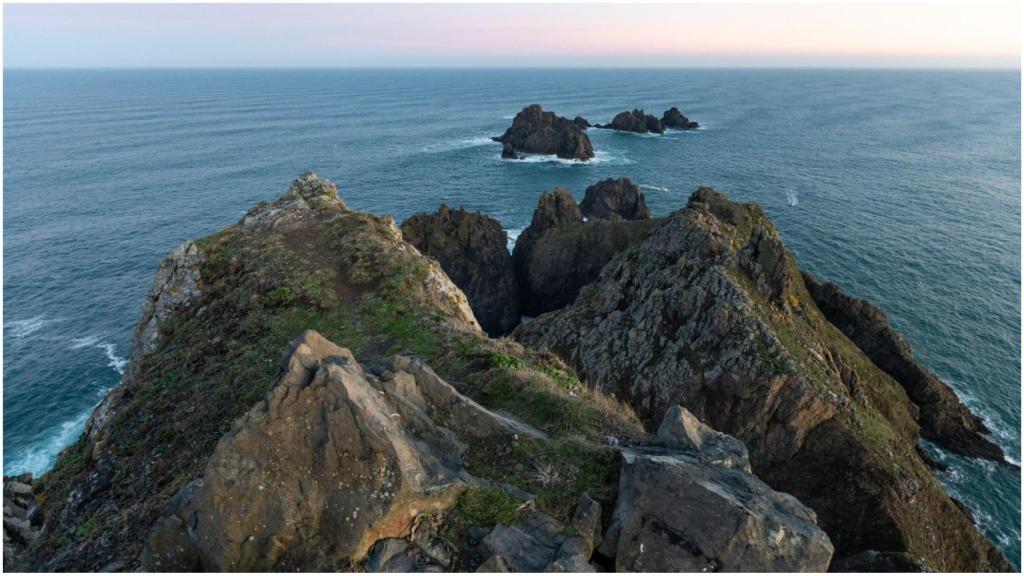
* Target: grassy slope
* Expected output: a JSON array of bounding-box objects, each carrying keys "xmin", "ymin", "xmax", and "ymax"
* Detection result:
[{"xmin": 21, "ymin": 203, "xmax": 644, "ymax": 571}]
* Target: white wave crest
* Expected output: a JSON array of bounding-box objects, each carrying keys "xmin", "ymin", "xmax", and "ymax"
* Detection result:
[
  {"xmin": 421, "ymin": 135, "xmax": 499, "ymax": 153},
  {"xmin": 4, "ymin": 409, "xmax": 94, "ymax": 477},
  {"xmin": 499, "ymin": 149, "xmax": 632, "ymax": 166},
  {"xmin": 5, "ymin": 316, "xmax": 60, "ymax": 339},
  {"xmin": 505, "ymin": 228, "xmax": 522, "ymax": 252},
  {"xmin": 640, "ymin": 184, "xmax": 669, "ymax": 192},
  {"xmin": 70, "ymin": 336, "xmax": 128, "ymax": 376},
  {"xmin": 786, "ymin": 190, "xmax": 799, "ymax": 207}
]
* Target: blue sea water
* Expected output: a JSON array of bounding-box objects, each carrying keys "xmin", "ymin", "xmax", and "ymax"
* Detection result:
[{"xmin": 3, "ymin": 68, "xmax": 1020, "ymax": 563}]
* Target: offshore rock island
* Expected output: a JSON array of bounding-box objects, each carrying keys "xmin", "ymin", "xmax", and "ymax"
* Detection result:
[{"xmin": 4, "ymin": 171, "xmax": 1012, "ymax": 572}]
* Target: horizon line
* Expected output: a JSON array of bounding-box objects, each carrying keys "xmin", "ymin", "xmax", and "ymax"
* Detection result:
[{"xmin": 6, "ymin": 64, "xmax": 1021, "ymax": 72}]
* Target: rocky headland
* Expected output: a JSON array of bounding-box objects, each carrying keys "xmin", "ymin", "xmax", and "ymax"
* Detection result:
[
  {"xmin": 493, "ymin": 104, "xmax": 594, "ymax": 161},
  {"xmin": 5, "ymin": 172, "xmax": 1012, "ymax": 572}
]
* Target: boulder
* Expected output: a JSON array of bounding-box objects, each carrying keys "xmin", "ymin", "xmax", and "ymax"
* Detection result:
[
  {"xmin": 515, "ymin": 188, "xmax": 1012, "ymax": 570},
  {"xmin": 579, "ymin": 177, "xmax": 652, "ymax": 221},
  {"xmin": 656, "ymin": 405, "xmax": 751, "ymax": 472},
  {"xmin": 599, "ymin": 447, "xmax": 833, "ymax": 572},
  {"xmin": 605, "ymin": 109, "xmax": 665, "ymax": 134},
  {"xmin": 477, "ymin": 496, "xmax": 600, "ymax": 572},
  {"xmin": 512, "ymin": 188, "xmax": 657, "ymax": 316},
  {"xmin": 142, "ymin": 330, "xmax": 536, "ymax": 571},
  {"xmin": 661, "ymin": 107, "xmax": 699, "ymax": 130},
  {"xmin": 401, "ymin": 205, "xmax": 521, "ymax": 336},
  {"xmin": 493, "ymin": 105, "xmax": 594, "ymax": 161},
  {"xmin": 802, "ymin": 272, "xmax": 1005, "ymax": 463}
]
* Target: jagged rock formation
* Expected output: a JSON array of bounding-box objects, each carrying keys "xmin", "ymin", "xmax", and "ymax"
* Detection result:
[
  {"xmin": 401, "ymin": 205, "xmax": 520, "ymax": 336},
  {"xmin": 661, "ymin": 106, "xmax": 699, "ymax": 130},
  {"xmin": 493, "ymin": 105, "xmax": 594, "ymax": 161},
  {"xmin": 3, "ymin": 475, "xmax": 41, "ymax": 563},
  {"xmin": 143, "ymin": 331, "xmax": 541, "ymax": 570},
  {"xmin": 579, "ymin": 177, "xmax": 652, "ymax": 221},
  {"xmin": 13, "ymin": 173, "xmax": 1007, "ymax": 573},
  {"xmin": 600, "ymin": 109, "xmax": 665, "ymax": 134},
  {"xmin": 512, "ymin": 187, "xmax": 657, "ymax": 316},
  {"xmin": 803, "ymin": 272, "xmax": 1006, "ymax": 463},
  {"xmin": 572, "ymin": 116, "xmax": 591, "ymax": 130},
  {"xmin": 515, "ymin": 188, "xmax": 1011, "ymax": 570}
]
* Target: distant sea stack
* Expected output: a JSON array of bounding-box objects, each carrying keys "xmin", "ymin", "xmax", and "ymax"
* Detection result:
[
  {"xmin": 600, "ymin": 109, "xmax": 665, "ymax": 134},
  {"xmin": 493, "ymin": 104, "xmax": 595, "ymax": 161},
  {"xmin": 661, "ymin": 106, "xmax": 700, "ymax": 130}
]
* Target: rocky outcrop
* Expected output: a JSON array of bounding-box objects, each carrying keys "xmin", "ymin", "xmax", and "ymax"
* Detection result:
[
  {"xmin": 600, "ymin": 447, "xmax": 832, "ymax": 572},
  {"xmin": 143, "ymin": 331, "xmax": 541, "ymax": 570},
  {"xmin": 476, "ymin": 498, "xmax": 600, "ymax": 572},
  {"xmin": 802, "ymin": 272, "xmax": 1006, "ymax": 463},
  {"xmin": 3, "ymin": 475, "xmax": 41, "ymax": 564},
  {"xmin": 572, "ymin": 116, "xmax": 590, "ymax": 130},
  {"xmin": 512, "ymin": 187, "xmax": 658, "ymax": 316},
  {"xmin": 515, "ymin": 188, "xmax": 1011, "ymax": 570},
  {"xmin": 500, "ymin": 143, "xmax": 522, "ymax": 160},
  {"xmin": 661, "ymin": 107, "xmax": 699, "ymax": 130},
  {"xmin": 493, "ymin": 105, "xmax": 594, "ymax": 161},
  {"xmin": 600, "ymin": 109, "xmax": 665, "ymax": 134},
  {"xmin": 401, "ymin": 205, "xmax": 520, "ymax": 336},
  {"xmin": 656, "ymin": 405, "xmax": 751, "ymax": 472},
  {"xmin": 579, "ymin": 177, "xmax": 652, "ymax": 221}
]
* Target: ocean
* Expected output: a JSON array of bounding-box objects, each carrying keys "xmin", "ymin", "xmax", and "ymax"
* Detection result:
[{"xmin": 3, "ymin": 68, "xmax": 1019, "ymax": 562}]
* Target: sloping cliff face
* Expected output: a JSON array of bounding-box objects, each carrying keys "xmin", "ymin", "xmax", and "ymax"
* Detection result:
[
  {"xmin": 14, "ymin": 173, "xmax": 835, "ymax": 572},
  {"xmin": 515, "ymin": 188, "xmax": 1011, "ymax": 571}
]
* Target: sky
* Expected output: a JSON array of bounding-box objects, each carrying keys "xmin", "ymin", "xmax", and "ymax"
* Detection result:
[{"xmin": 3, "ymin": 2, "xmax": 1020, "ymax": 69}]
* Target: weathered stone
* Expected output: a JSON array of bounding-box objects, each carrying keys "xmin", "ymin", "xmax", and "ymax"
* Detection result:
[
  {"xmin": 144, "ymin": 330, "xmax": 523, "ymax": 571},
  {"xmin": 476, "ymin": 554, "xmax": 511, "ymax": 572},
  {"xmin": 240, "ymin": 170, "xmax": 348, "ymax": 232},
  {"xmin": 572, "ymin": 116, "xmax": 590, "ymax": 130},
  {"xmin": 401, "ymin": 205, "xmax": 520, "ymax": 336},
  {"xmin": 500, "ymin": 142, "xmax": 522, "ymax": 160},
  {"xmin": 2, "ymin": 476, "xmax": 40, "ymax": 565},
  {"xmin": 803, "ymin": 271, "xmax": 1005, "ymax": 463},
  {"xmin": 515, "ymin": 188, "xmax": 1011, "ymax": 570},
  {"xmin": 493, "ymin": 105, "xmax": 594, "ymax": 161},
  {"xmin": 656, "ymin": 405, "xmax": 751, "ymax": 472},
  {"xmin": 364, "ymin": 539, "xmax": 417, "ymax": 572},
  {"xmin": 547, "ymin": 494, "xmax": 602, "ymax": 572},
  {"xmin": 579, "ymin": 177, "xmax": 652, "ymax": 221},
  {"xmin": 661, "ymin": 107, "xmax": 699, "ymax": 130}
]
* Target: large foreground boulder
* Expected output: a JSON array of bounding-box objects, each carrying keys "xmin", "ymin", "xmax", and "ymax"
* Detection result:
[
  {"xmin": 493, "ymin": 105, "xmax": 594, "ymax": 161},
  {"xmin": 802, "ymin": 272, "xmax": 1006, "ymax": 463},
  {"xmin": 661, "ymin": 107, "xmax": 699, "ymax": 130},
  {"xmin": 600, "ymin": 447, "xmax": 833, "ymax": 572},
  {"xmin": 515, "ymin": 188, "xmax": 1011, "ymax": 570},
  {"xmin": 512, "ymin": 187, "xmax": 658, "ymax": 316},
  {"xmin": 579, "ymin": 177, "xmax": 652, "ymax": 221},
  {"xmin": 143, "ymin": 331, "xmax": 541, "ymax": 570},
  {"xmin": 401, "ymin": 205, "xmax": 520, "ymax": 336}
]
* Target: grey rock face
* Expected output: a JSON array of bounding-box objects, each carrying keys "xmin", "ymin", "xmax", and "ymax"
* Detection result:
[
  {"xmin": 3, "ymin": 475, "xmax": 41, "ymax": 564},
  {"xmin": 512, "ymin": 188, "xmax": 658, "ymax": 316},
  {"xmin": 132, "ymin": 240, "xmax": 204, "ymax": 371},
  {"xmin": 515, "ymin": 188, "xmax": 1009, "ymax": 570},
  {"xmin": 241, "ymin": 170, "xmax": 348, "ymax": 232},
  {"xmin": 494, "ymin": 105, "xmax": 595, "ymax": 161},
  {"xmin": 656, "ymin": 405, "xmax": 751, "ymax": 472},
  {"xmin": 478, "ymin": 498, "xmax": 600, "ymax": 573},
  {"xmin": 600, "ymin": 447, "xmax": 833, "ymax": 572},
  {"xmin": 143, "ymin": 330, "xmax": 535, "ymax": 571},
  {"xmin": 401, "ymin": 205, "xmax": 521, "ymax": 336},
  {"xmin": 580, "ymin": 177, "xmax": 652, "ymax": 221}
]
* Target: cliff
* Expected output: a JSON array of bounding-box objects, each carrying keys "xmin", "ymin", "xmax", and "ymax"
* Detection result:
[
  {"xmin": 8, "ymin": 173, "xmax": 1009, "ymax": 572},
  {"xmin": 11, "ymin": 173, "xmax": 834, "ymax": 572}
]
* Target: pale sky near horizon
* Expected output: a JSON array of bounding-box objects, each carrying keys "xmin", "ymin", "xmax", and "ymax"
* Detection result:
[{"xmin": 3, "ymin": 3, "xmax": 1020, "ymax": 69}]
